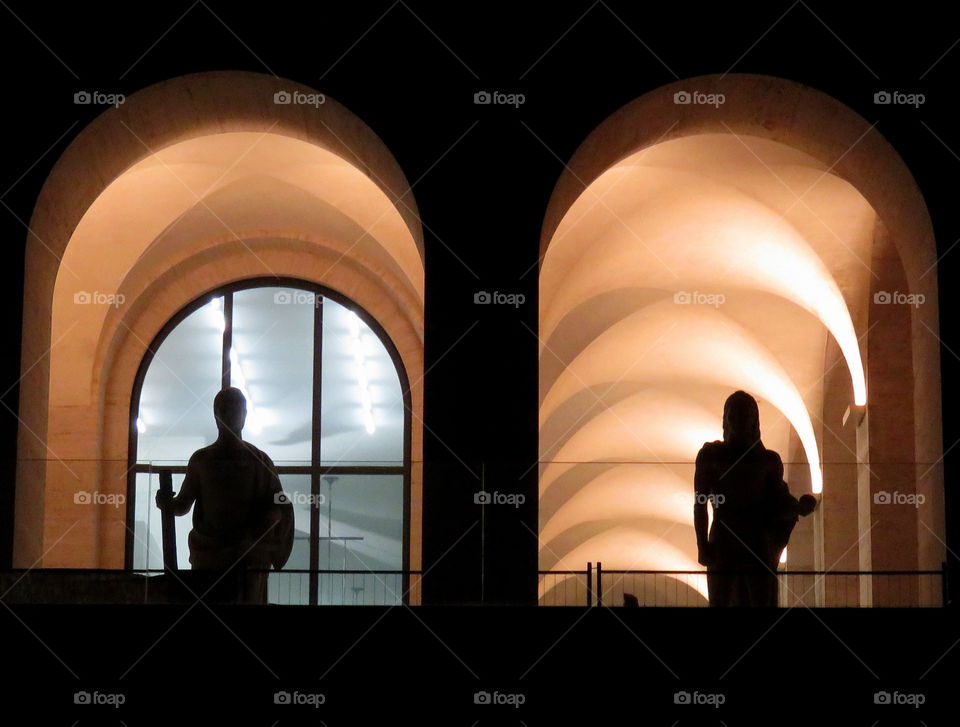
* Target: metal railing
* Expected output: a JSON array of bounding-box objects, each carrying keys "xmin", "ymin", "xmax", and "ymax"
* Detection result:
[
  {"xmin": 0, "ymin": 565, "xmax": 945, "ymax": 606},
  {"xmin": 0, "ymin": 568, "xmax": 423, "ymax": 605},
  {"xmin": 538, "ymin": 562, "xmax": 947, "ymax": 607},
  {"xmin": 257, "ymin": 569, "xmax": 422, "ymax": 606}
]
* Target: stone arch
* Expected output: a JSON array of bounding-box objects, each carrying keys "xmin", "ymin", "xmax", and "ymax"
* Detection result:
[
  {"xmin": 16, "ymin": 71, "xmax": 424, "ymax": 569},
  {"xmin": 539, "ymin": 74, "xmax": 942, "ymax": 604}
]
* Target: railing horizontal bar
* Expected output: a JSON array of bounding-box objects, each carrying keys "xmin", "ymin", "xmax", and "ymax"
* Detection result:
[
  {"xmin": 592, "ymin": 570, "xmax": 940, "ymax": 576},
  {"xmin": 251, "ymin": 569, "xmax": 421, "ymax": 575},
  {"xmin": 537, "ymin": 570, "xmax": 589, "ymax": 575},
  {"xmin": 131, "ymin": 464, "xmax": 405, "ymax": 475},
  {"xmin": 0, "ymin": 568, "xmax": 422, "ymax": 575}
]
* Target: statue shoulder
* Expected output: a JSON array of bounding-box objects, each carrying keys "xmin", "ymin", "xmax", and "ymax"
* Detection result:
[
  {"xmin": 242, "ymin": 441, "xmax": 273, "ymax": 462},
  {"xmin": 763, "ymin": 448, "xmax": 785, "ymax": 477},
  {"xmin": 696, "ymin": 440, "xmax": 724, "ymax": 457},
  {"xmin": 187, "ymin": 444, "xmax": 216, "ymax": 464},
  {"xmin": 242, "ymin": 442, "xmax": 279, "ymax": 474}
]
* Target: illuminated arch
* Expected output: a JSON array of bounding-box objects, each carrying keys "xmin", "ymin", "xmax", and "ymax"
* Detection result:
[
  {"xmin": 15, "ymin": 71, "xmax": 424, "ymax": 572},
  {"xmin": 538, "ymin": 74, "xmax": 942, "ymax": 603}
]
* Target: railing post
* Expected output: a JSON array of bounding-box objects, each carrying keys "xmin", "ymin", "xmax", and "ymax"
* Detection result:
[
  {"xmin": 586, "ymin": 562, "xmax": 593, "ymax": 607},
  {"xmin": 597, "ymin": 561, "xmax": 603, "ymax": 607}
]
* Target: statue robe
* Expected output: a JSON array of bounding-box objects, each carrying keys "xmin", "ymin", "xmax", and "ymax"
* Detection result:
[{"xmin": 177, "ymin": 439, "xmax": 294, "ymax": 603}]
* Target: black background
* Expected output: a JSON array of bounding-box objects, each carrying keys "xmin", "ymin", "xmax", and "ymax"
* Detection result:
[{"xmin": 0, "ymin": 1, "xmax": 958, "ymax": 721}]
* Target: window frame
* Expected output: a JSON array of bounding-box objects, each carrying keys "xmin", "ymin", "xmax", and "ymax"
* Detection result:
[{"xmin": 125, "ymin": 277, "xmax": 412, "ymax": 604}]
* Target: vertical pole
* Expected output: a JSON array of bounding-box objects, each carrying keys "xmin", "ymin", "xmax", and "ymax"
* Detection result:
[
  {"xmin": 221, "ymin": 292, "xmax": 233, "ymax": 389},
  {"xmin": 586, "ymin": 562, "xmax": 593, "ymax": 608},
  {"xmin": 480, "ymin": 462, "xmax": 485, "ymax": 605},
  {"xmin": 327, "ymin": 479, "xmax": 335, "ymax": 600},
  {"xmin": 309, "ymin": 296, "xmax": 323, "ymax": 606},
  {"xmin": 158, "ymin": 469, "xmax": 178, "ymax": 573},
  {"xmin": 220, "ymin": 291, "xmax": 234, "ymax": 600},
  {"xmin": 597, "ymin": 561, "xmax": 603, "ymax": 607},
  {"xmin": 856, "ymin": 410, "xmax": 873, "ymax": 607}
]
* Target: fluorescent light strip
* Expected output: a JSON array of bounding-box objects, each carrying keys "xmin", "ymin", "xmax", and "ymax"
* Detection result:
[
  {"xmin": 228, "ymin": 346, "xmax": 262, "ymax": 435},
  {"xmin": 348, "ymin": 312, "xmax": 376, "ymax": 435},
  {"xmin": 207, "ymin": 295, "xmax": 225, "ymax": 332}
]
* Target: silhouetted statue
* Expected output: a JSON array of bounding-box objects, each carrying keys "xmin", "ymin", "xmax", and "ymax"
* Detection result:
[
  {"xmin": 156, "ymin": 387, "xmax": 294, "ymax": 603},
  {"xmin": 693, "ymin": 391, "xmax": 816, "ymax": 607}
]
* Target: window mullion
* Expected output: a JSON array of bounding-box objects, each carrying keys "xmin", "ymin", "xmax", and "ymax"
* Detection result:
[
  {"xmin": 309, "ymin": 294, "xmax": 324, "ymax": 605},
  {"xmin": 221, "ymin": 291, "xmax": 233, "ymax": 389}
]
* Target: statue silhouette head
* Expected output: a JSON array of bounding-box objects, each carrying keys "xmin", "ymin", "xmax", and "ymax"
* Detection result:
[
  {"xmin": 722, "ymin": 390, "xmax": 760, "ymax": 448},
  {"xmin": 214, "ymin": 386, "xmax": 247, "ymax": 438}
]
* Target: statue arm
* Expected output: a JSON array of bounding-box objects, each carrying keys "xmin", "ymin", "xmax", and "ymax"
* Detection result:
[
  {"xmin": 156, "ymin": 454, "xmax": 198, "ymax": 516},
  {"xmin": 259, "ymin": 451, "xmax": 283, "ymax": 512},
  {"xmin": 766, "ymin": 451, "xmax": 814, "ymax": 521},
  {"xmin": 255, "ymin": 451, "xmax": 294, "ymax": 569},
  {"xmin": 694, "ymin": 445, "xmax": 714, "ymax": 564},
  {"xmin": 169, "ymin": 455, "xmax": 199, "ymax": 516}
]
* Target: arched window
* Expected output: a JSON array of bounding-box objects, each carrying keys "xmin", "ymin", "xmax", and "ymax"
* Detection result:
[{"xmin": 127, "ymin": 279, "xmax": 410, "ymax": 604}]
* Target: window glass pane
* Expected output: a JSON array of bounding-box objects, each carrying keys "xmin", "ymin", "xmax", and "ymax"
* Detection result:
[
  {"xmin": 317, "ymin": 474, "xmax": 404, "ymax": 605},
  {"xmin": 278, "ymin": 474, "xmax": 312, "ymax": 570},
  {"xmin": 320, "ymin": 299, "xmax": 404, "ymax": 465},
  {"xmin": 136, "ymin": 298, "xmax": 223, "ymax": 463},
  {"xmin": 318, "ymin": 474, "xmax": 403, "ymax": 571},
  {"xmin": 268, "ymin": 473, "xmax": 313, "ymax": 605},
  {"xmin": 131, "ymin": 472, "xmax": 159, "ymax": 570},
  {"xmin": 230, "ymin": 287, "xmax": 315, "ymax": 464}
]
